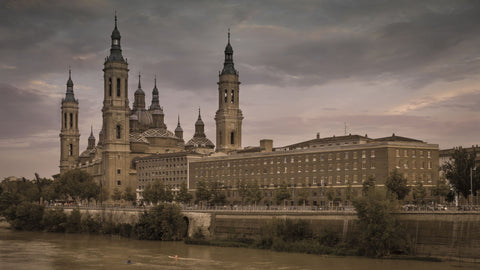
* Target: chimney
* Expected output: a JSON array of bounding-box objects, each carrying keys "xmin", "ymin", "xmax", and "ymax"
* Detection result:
[{"xmin": 260, "ymin": 139, "xmax": 273, "ymax": 152}]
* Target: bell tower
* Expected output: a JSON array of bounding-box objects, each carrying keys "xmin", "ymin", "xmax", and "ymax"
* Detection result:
[
  {"xmin": 101, "ymin": 14, "xmax": 131, "ymax": 193},
  {"xmin": 215, "ymin": 30, "xmax": 243, "ymax": 152},
  {"xmin": 59, "ymin": 68, "xmax": 80, "ymax": 173}
]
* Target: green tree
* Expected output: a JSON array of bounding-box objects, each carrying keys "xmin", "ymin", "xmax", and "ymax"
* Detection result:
[
  {"xmin": 210, "ymin": 181, "xmax": 226, "ymax": 206},
  {"xmin": 134, "ymin": 203, "xmax": 187, "ymax": 241},
  {"xmin": 296, "ymin": 189, "xmax": 309, "ymax": 206},
  {"xmin": 194, "ymin": 179, "xmax": 211, "ymax": 204},
  {"xmin": 353, "ymin": 191, "xmax": 412, "ymax": 257},
  {"xmin": 142, "ymin": 180, "xmax": 166, "ymax": 204},
  {"xmin": 10, "ymin": 201, "xmax": 45, "ymax": 231},
  {"xmin": 111, "ymin": 187, "xmax": 123, "ymax": 201},
  {"xmin": 385, "ymin": 169, "xmax": 410, "ymax": 200},
  {"xmin": 442, "ymin": 147, "xmax": 480, "ymax": 200},
  {"xmin": 431, "ymin": 177, "xmax": 450, "ymax": 203},
  {"xmin": 55, "ymin": 169, "xmax": 100, "ymax": 203},
  {"xmin": 412, "ymin": 181, "xmax": 427, "ymax": 205},
  {"xmin": 245, "ymin": 180, "xmax": 264, "ymax": 205},
  {"xmin": 164, "ymin": 185, "xmax": 174, "ymax": 203},
  {"xmin": 122, "ymin": 186, "xmax": 137, "ymax": 203},
  {"xmin": 42, "ymin": 208, "xmax": 67, "ymax": 232},
  {"xmin": 176, "ymin": 182, "xmax": 193, "ymax": 204},
  {"xmin": 237, "ymin": 180, "xmax": 248, "ymax": 205},
  {"xmin": 275, "ymin": 182, "xmax": 291, "ymax": 205},
  {"xmin": 362, "ymin": 176, "xmax": 376, "ymax": 195}
]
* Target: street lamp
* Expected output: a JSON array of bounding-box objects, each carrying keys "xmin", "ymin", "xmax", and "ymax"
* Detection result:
[{"xmin": 471, "ymin": 167, "xmax": 476, "ymax": 205}]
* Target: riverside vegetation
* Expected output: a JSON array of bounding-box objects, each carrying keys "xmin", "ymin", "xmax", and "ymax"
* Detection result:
[{"xmin": 2, "ymin": 169, "xmax": 457, "ymax": 259}]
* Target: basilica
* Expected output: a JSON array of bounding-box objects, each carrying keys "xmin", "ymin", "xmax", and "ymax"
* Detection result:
[{"xmin": 59, "ymin": 16, "xmax": 243, "ymax": 195}]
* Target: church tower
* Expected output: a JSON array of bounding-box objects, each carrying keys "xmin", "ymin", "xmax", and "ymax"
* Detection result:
[
  {"xmin": 101, "ymin": 14, "xmax": 131, "ymax": 192},
  {"xmin": 215, "ymin": 30, "xmax": 243, "ymax": 152},
  {"xmin": 59, "ymin": 68, "xmax": 80, "ymax": 173}
]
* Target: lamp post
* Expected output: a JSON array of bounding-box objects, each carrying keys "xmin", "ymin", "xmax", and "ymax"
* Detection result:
[{"xmin": 471, "ymin": 167, "xmax": 476, "ymax": 205}]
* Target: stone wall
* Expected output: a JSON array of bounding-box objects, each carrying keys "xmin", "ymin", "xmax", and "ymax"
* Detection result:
[
  {"xmin": 71, "ymin": 208, "xmax": 480, "ymax": 260},
  {"xmin": 210, "ymin": 211, "xmax": 480, "ymax": 260}
]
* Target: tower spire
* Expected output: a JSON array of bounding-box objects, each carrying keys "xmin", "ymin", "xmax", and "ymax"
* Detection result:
[
  {"xmin": 63, "ymin": 67, "xmax": 76, "ymax": 103},
  {"xmin": 107, "ymin": 12, "xmax": 124, "ymax": 62},
  {"xmin": 175, "ymin": 114, "xmax": 183, "ymax": 139},
  {"xmin": 150, "ymin": 75, "xmax": 161, "ymax": 111},
  {"xmin": 138, "ymin": 72, "xmax": 141, "ymax": 89},
  {"xmin": 221, "ymin": 29, "xmax": 237, "ymax": 75}
]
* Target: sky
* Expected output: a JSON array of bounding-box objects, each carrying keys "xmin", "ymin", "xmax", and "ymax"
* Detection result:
[{"xmin": 1, "ymin": 0, "xmax": 480, "ymax": 179}]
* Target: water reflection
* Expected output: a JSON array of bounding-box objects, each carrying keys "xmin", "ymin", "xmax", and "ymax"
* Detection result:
[{"xmin": 0, "ymin": 227, "xmax": 477, "ymax": 270}]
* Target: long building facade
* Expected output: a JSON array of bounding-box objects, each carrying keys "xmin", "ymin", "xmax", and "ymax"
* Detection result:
[{"xmin": 189, "ymin": 135, "xmax": 439, "ymax": 206}]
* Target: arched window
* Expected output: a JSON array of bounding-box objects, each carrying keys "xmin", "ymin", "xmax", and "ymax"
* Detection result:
[
  {"xmin": 231, "ymin": 90, "xmax": 234, "ymax": 103},
  {"xmin": 69, "ymin": 113, "xmax": 73, "ymax": 128},
  {"xmin": 224, "ymin": 89, "xmax": 228, "ymax": 103},
  {"xmin": 230, "ymin": 132, "xmax": 235, "ymax": 145},
  {"xmin": 116, "ymin": 125, "xmax": 121, "ymax": 139},
  {"xmin": 108, "ymin": 78, "xmax": 112, "ymax": 96},
  {"xmin": 116, "ymin": 78, "xmax": 121, "ymax": 97},
  {"xmin": 69, "ymin": 144, "xmax": 73, "ymax": 156},
  {"xmin": 64, "ymin": 113, "xmax": 67, "ymax": 128}
]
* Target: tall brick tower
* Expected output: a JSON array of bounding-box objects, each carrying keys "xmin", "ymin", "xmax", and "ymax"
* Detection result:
[
  {"xmin": 59, "ymin": 68, "xmax": 80, "ymax": 173},
  {"xmin": 215, "ymin": 30, "xmax": 243, "ymax": 152},
  {"xmin": 100, "ymin": 14, "xmax": 131, "ymax": 193}
]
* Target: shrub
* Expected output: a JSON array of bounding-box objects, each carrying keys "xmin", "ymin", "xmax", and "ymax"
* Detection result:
[{"xmin": 42, "ymin": 208, "xmax": 67, "ymax": 232}]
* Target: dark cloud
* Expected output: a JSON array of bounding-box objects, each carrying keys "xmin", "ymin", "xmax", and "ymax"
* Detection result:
[
  {"xmin": 0, "ymin": 84, "xmax": 59, "ymax": 139},
  {"xmin": 2, "ymin": 0, "xmax": 480, "ymax": 178}
]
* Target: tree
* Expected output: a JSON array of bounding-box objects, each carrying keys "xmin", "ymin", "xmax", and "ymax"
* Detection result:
[
  {"xmin": 325, "ymin": 187, "xmax": 335, "ymax": 207},
  {"xmin": 176, "ymin": 182, "xmax": 193, "ymax": 204},
  {"xmin": 275, "ymin": 182, "xmax": 291, "ymax": 205},
  {"xmin": 195, "ymin": 179, "xmax": 211, "ymax": 204},
  {"xmin": 362, "ymin": 176, "xmax": 376, "ymax": 195},
  {"xmin": 432, "ymin": 177, "xmax": 450, "ymax": 204},
  {"xmin": 353, "ymin": 191, "xmax": 412, "ymax": 257},
  {"xmin": 245, "ymin": 180, "xmax": 264, "ymax": 205},
  {"xmin": 237, "ymin": 180, "xmax": 248, "ymax": 205},
  {"xmin": 209, "ymin": 181, "xmax": 226, "ymax": 206},
  {"xmin": 142, "ymin": 180, "xmax": 166, "ymax": 205},
  {"xmin": 296, "ymin": 189, "xmax": 309, "ymax": 206},
  {"xmin": 55, "ymin": 169, "xmax": 100, "ymax": 203},
  {"xmin": 122, "ymin": 186, "xmax": 137, "ymax": 203},
  {"xmin": 134, "ymin": 203, "xmax": 187, "ymax": 241},
  {"xmin": 111, "ymin": 187, "xmax": 123, "ymax": 201},
  {"xmin": 442, "ymin": 147, "xmax": 480, "ymax": 200},
  {"xmin": 412, "ymin": 181, "xmax": 427, "ymax": 205},
  {"xmin": 385, "ymin": 169, "xmax": 410, "ymax": 200}
]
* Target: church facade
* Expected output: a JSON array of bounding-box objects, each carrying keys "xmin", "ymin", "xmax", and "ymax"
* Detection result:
[{"xmin": 59, "ymin": 16, "xmax": 228, "ymax": 196}]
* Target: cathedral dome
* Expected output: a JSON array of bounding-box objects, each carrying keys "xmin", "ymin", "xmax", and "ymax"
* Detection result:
[
  {"xmin": 132, "ymin": 109, "xmax": 153, "ymax": 127},
  {"xmin": 186, "ymin": 137, "xmax": 215, "ymax": 149}
]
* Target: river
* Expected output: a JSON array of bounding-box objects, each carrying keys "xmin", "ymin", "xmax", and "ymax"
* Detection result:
[{"xmin": 0, "ymin": 226, "xmax": 477, "ymax": 270}]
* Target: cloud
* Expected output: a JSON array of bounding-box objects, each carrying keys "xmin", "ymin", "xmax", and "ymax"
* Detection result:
[{"xmin": 0, "ymin": 84, "xmax": 59, "ymax": 139}]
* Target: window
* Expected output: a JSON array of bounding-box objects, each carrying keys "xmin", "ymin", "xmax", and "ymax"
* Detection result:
[
  {"xmin": 427, "ymin": 151, "xmax": 431, "ymax": 158},
  {"xmin": 231, "ymin": 90, "xmax": 235, "ymax": 103},
  {"xmin": 116, "ymin": 125, "xmax": 121, "ymax": 139},
  {"xmin": 353, "ymin": 152, "xmax": 358, "ymax": 159},
  {"xmin": 362, "ymin": 151, "xmax": 366, "ymax": 158},
  {"xmin": 396, "ymin": 149, "xmax": 400, "ymax": 157},
  {"xmin": 64, "ymin": 113, "xmax": 67, "ymax": 128},
  {"xmin": 116, "ymin": 78, "xmax": 121, "ymax": 97},
  {"xmin": 69, "ymin": 113, "xmax": 73, "ymax": 128},
  {"xmin": 224, "ymin": 89, "xmax": 228, "ymax": 103},
  {"xmin": 69, "ymin": 144, "xmax": 73, "ymax": 156},
  {"xmin": 117, "ymin": 169, "xmax": 121, "ymax": 174},
  {"xmin": 108, "ymin": 78, "xmax": 112, "ymax": 96},
  {"xmin": 371, "ymin": 150, "xmax": 375, "ymax": 158},
  {"xmin": 117, "ymin": 180, "xmax": 121, "ymax": 186},
  {"xmin": 230, "ymin": 132, "xmax": 234, "ymax": 145}
]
